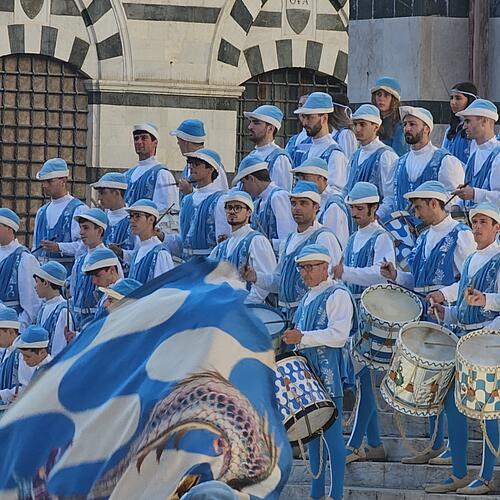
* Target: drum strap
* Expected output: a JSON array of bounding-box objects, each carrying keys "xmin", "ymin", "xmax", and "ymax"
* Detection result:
[
  {"xmin": 297, "ymin": 431, "xmax": 325, "ymax": 480},
  {"xmin": 480, "ymin": 419, "xmax": 500, "ymax": 458}
]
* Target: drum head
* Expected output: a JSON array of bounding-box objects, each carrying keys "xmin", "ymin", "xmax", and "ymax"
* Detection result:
[
  {"xmin": 400, "ymin": 322, "xmax": 457, "ymax": 362},
  {"xmin": 287, "ymin": 404, "xmax": 337, "ymax": 443},
  {"xmin": 247, "ymin": 305, "xmax": 286, "ymax": 336},
  {"xmin": 459, "ymin": 332, "xmax": 500, "ymax": 367}
]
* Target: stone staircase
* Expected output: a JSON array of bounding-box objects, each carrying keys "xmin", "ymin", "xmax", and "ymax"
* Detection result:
[{"xmin": 281, "ymin": 407, "xmax": 500, "ymax": 499}]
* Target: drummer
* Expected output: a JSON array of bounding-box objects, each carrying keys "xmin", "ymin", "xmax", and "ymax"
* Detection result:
[
  {"xmin": 332, "ymin": 181, "xmax": 396, "ymax": 464},
  {"xmin": 429, "ymin": 202, "xmax": 500, "ymax": 495},
  {"xmin": 209, "ymin": 191, "xmax": 276, "ymax": 304},
  {"xmin": 282, "ymin": 244, "xmax": 356, "ymax": 500}
]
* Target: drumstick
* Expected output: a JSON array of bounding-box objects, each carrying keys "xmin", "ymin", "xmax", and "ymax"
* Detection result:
[
  {"xmin": 165, "ymin": 180, "xmax": 196, "ymax": 187},
  {"xmin": 155, "ymin": 203, "xmax": 176, "ymax": 226},
  {"xmin": 429, "ymin": 298, "xmax": 442, "ymax": 326},
  {"xmin": 32, "ymin": 237, "xmax": 57, "ymax": 254},
  {"xmin": 447, "ymin": 182, "xmax": 470, "ymax": 207}
]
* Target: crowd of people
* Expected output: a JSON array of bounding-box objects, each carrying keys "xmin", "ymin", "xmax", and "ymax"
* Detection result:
[{"xmin": 0, "ymin": 75, "xmax": 500, "ymax": 499}]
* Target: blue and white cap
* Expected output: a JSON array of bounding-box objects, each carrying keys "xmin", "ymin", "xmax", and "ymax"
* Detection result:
[
  {"xmin": 99, "ymin": 278, "xmax": 142, "ymax": 301},
  {"xmin": 345, "ymin": 182, "xmax": 380, "ymax": 205},
  {"xmin": 184, "ymin": 148, "xmax": 222, "ymax": 173},
  {"xmin": 470, "ymin": 202, "xmax": 500, "ymax": 224},
  {"xmin": 0, "ymin": 208, "xmax": 20, "ymax": 232},
  {"xmin": 404, "ymin": 180, "xmax": 448, "ymax": 202},
  {"xmin": 292, "ymin": 158, "xmax": 328, "ymax": 179},
  {"xmin": 0, "ymin": 307, "xmax": 20, "ymax": 330},
  {"xmin": 224, "ymin": 190, "xmax": 254, "ymax": 211},
  {"xmin": 232, "ymin": 154, "xmax": 268, "ymax": 185},
  {"xmin": 294, "ymin": 92, "xmax": 333, "ymax": 115},
  {"xmin": 74, "ymin": 208, "xmax": 108, "ymax": 230},
  {"xmin": 371, "ymin": 76, "xmax": 402, "ymax": 100},
  {"xmin": 33, "ymin": 261, "xmax": 67, "ymax": 286},
  {"xmin": 244, "ymin": 105, "xmax": 283, "ymax": 130},
  {"xmin": 13, "ymin": 325, "xmax": 49, "ymax": 349},
  {"xmin": 91, "ymin": 172, "xmax": 128, "ymax": 190},
  {"xmin": 457, "ymin": 99, "xmax": 499, "ymax": 122},
  {"xmin": 170, "ymin": 119, "xmax": 206, "ymax": 143},
  {"xmin": 400, "ymin": 106, "xmax": 434, "ymax": 132},
  {"xmin": 352, "ymin": 104, "xmax": 382, "ymax": 126},
  {"xmin": 295, "ymin": 244, "xmax": 331, "ymax": 264},
  {"xmin": 133, "ymin": 122, "xmax": 159, "ymax": 141},
  {"xmin": 83, "ymin": 248, "xmax": 120, "ymax": 274},
  {"xmin": 289, "ymin": 180, "xmax": 321, "ymax": 204},
  {"xmin": 125, "ymin": 199, "xmax": 159, "ymax": 219},
  {"xmin": 36, "ymin": 158, "xmax": 69, "ymax": 180}
]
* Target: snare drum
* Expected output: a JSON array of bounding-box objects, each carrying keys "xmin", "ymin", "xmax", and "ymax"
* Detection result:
[
  {"xmin": 353, "ymin": 284, "xmax": 422, "ymax": 370},
  {"xmin": 380, "ymin": 321, "xmax": 458, "ymax": 417},
  {"xmin": 247, "ymin": 304, "xmax": 286, "ymax": 352},
  {"xmin": 274, "ymin": 352, "xmax": 337, "ymax": 443},
  {"xmin": 383, "ymin": 211, "xmax": 417, "ymax": 271},
  {"xmin": 455, "ymin": 329, "xmax": 500, "ymax": 420}
]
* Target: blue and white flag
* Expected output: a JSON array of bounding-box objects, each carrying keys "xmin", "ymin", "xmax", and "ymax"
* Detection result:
[{"xmin": 0, "ymin": 259, "xmax": 292, "ymax": 499}]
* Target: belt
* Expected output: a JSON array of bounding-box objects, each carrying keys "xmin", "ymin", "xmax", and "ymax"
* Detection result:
[
  {"xmin": 458, "ymin": 322, "xmax": 485, "ymax": 332},
  {"xmin": 74, "ymin": 307, "xmax": 96, "ymax": 315},
  {"xmin": 414, "ymin": 285, "xmax": 441, "ymax": 293},
  {"xmin": 278, "ymin": 301, "xmax": 300, "ymax": 309},
  {"xmin": 2, "ymin": 300, "xmax": 19, "ymax": 307},
  {"xmin": 184, "ymin": 249, "xmax": 211, "ymax": 256},
  {"xmin": 39, "ymin": 256, "xmax": 74, "ymax": 263}
]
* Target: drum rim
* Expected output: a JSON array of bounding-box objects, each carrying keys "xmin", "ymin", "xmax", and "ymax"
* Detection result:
[
  {"xmin": 456, "ymin": 328, "xmax": 500, "ymax": 370},
  {"xmin": 247, "ymin": 303, "xmax": 287, "ymax": 336},
  {"xmin": 285, "ymin": 402, "xmax": 339, "ymax": 444},
  {"xmin": 275, "ymin": 350, "xmax": 307, "ymax": 363}
]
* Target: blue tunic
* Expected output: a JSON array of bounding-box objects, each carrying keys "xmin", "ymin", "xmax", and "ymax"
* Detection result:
[
  {"xmin": 0, "ymin": 246, "xmax": 29, "ymax": 313},
  {"xmin": 381, "ymin": 121, "xmax": 409, "ymax": 157},
  {"xmin": 36, "ymin": 301, "xmax": 68, "ymax": 354},
  {"xmin": 129, "ymin": 244, "xmax": 165, "ymax": 284},
  {"xmin": 104, "ymin": 216, "xmax": 134, "ymax": 251},
  {"xmin": 318, "ymin": 193, "xmax": 353, "ymax": 236},
  {"xmin": 345, "ymin": 146, "xmax": 391, "ymax": 195},
  {"xmin": 285, "ymin": 132, "xmax": 309, "ymax": 167},
  {"xmin": 124, "ymin": 163, "xmax": 166, "ymax": 205},
  {"xmin": 72, "ymin": 252, "xmax": 101, "ymax": 330},
  {"xmin": 442, "ymin": 126, "xmax": 472, "ymax": 164},
  {"xmin": 0, "ymin": 350, "xmax": 19, "ymax": 392},
  {"xmin": 263, "ymin": 148, "xmax": 292, "ymax": 180},
  {"xmin": 250, "ymin": 187, "xmax": 284, "ymax": 242},
  {"xmin": 294, "ymin": 142, "xmax": 343, "ymax": 169},
  {"xmin": 211, "ymin": 229, "xmax": 260, "ymax": 269}
]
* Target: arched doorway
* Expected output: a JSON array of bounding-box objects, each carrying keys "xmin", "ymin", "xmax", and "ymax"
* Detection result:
[{"xmin": 0, "ymin": 54, "xmax": 89, "ymax": 246}]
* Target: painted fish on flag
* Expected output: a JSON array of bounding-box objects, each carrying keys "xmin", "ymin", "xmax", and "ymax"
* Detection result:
[{"xmin": 0, "ymin": 259, "xmax": 292, "ymax": 499}]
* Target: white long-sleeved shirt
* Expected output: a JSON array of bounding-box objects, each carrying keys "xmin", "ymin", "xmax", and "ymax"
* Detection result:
[
  {"xmin": 306, "ymin": 134, "xmax": 348, "ymax": 194},
  {"xmin": 254, "ymin": 142, "xmax": 293, "ymax": 191},
  {"xmin": 0, "ymin": 350, "xmax": 34, "ymax": 403},
  {"xmin": 132, "ymin": 236, "xmax": 174, "ymax": 278},
  {"xmin": 470, "ymin": 136, "xmax": 500, "ymax": 205},
  {"xmin": 297, "ymin": 277, "xmax": 353, "ymax": 348},
  {"xmin": 342, "ymin": 222, "xmax": 396, "ymax": 287},
  {"xmin": 396, "ymin": 215, "xmax": 476, "ymax": 299},
  {"xmin": 353, "ymin": 138, "xmax": 398, "ymax": 221},
  {"xmin": 209, "ymin": 224, "xmax": 277, "ymax": 304},
  {"xmin": 33, "ymin": 194, "xmax": 89, "ymax": 257},
  {"xmin": 332, "ymin": 127, "xmax": 358, "ymax": 161},
  {"xmin": 319, "ymin": 187, "xmax": 349, "ymax": 249},
  {"xmin": 129, "ymin": 156, "xmax": 179, "ymax": 211},
  {"xmin": 253, "ymin": 182, "xmax": 296, "ymax": 252},
  {"xmin": 0, "ymin": 240, "xmax": 41, "ymax": 329}
]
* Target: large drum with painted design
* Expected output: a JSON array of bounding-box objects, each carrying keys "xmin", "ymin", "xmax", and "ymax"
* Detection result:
[
  {"xmin": 455, "ymin": 329, "xmax": 500, "ymax": 420},
  {"xmin": 353, "ymin": 283, "xmax": 423, "ymax": 370},
  {"xmin": 380, "ymin": 321, "xmax": 458, "ymax": 417},
  {"xmin": 274, "ymin": 352, "xmax": 337, "ymax": 443}
]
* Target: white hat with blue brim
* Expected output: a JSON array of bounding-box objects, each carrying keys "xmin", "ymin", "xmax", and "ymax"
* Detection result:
[
  {"xmin": 345, "ymin": 182, "xmax": 380, "ymax": 205},
  {"xmin": 224, "ymin": 190, "xmax": 254, "ymax": 211},
  {"xmin": 133, "ymin": 122, "xmax": 159, "ymax": 141},
  {"xmin": 98, "ymin": 277, "xmax": 142, "ymax": 301},
  {"xmin": 13, "ymin": 325, "xmax": 49, "ymax": 349},
  {"xmin": 295, "ymin": 244, "xmax": 331, "ymax": 264},
  {"xmin": 184, "ymin": 148, "xmax": 222, "ymax": 173},
  {"xmin": 36, "ymin": 158, "xmax": 69, "ymax": 180},
  {"xmin": 74, "ymin": 208, "xmax": 109, "ymax": 230},
  {"xmin": 400, "ymin": 106, "xmax": 434, "ymax": 132},
  {"xmin": 232, "ymin": 154, "xmax": 268, "ymax": 185},
  {"xmin": 33, "ymin": 261, "xmax": 67, "ymax": 286},
  {"xmin": 289, "ymin": 180, "xmax": 321, "ymax": 204},
  {"xmin": 91, "ymin": 172, "xmax": 128, "ymax": 190},
  {"xmin": 469, "ymin": 202, "xmax": 500, "ymax": 225},
  {"xmin": 292, "ymin": 158, "xmax": 328, "ymax": 179},
  {"xmin": 0, "ymin": 307, "xmax": 20, "ymax": 330},
  {"xmin": 404, "ymin": 180, "xmax": 448, "ymax": 203},
  {"xmin": 170, "ymin": 119, "xmax": 206, "ymax": 143},
  {"xmin": 352, "ymin": 104, "xmax": 382, "ymax": 126},
  {"xmin": 125, "ymin": 199, "xmax": 159, "ymax": 219},
  {"xmin": 294, "ymin": 92, "xmax": 333, "ymax": 115},
  {"xmin": 244, "ymin": 105, "xmax": 283, "ymax": 130},
  {"xmin": 371, "ymin": 76, "xmax": 402, "ymax": 100},
  {"xmin": 83, "ymin": 248, "xmax": 120, "ymax": 274},
  {"xmin": 457, "ymin": 99, "xmax": 499, "ymax": 122},
  {"xmin": 0, "ymin": 208, "xmax": 20, "ymax": 232}
]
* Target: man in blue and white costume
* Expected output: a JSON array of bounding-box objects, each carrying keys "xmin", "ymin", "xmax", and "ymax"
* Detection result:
[
  {"xmin": 292, "ymin": 158, "xmax": 350, "ymax": 249},
  {"xmin": 294, "ymin": 92, "xmax": 349, "ymax": 194},
  {"xmin": 33, "ymin": 261, "xmax": 74, "ymax": 357},
  {"xmin": 126, "ymin": 200, "xmax": 174, "ymax": 284},
  {"xmin": 332, "ymin": 182, "xmax": 396, "ymax": 464},
  {"xmin": 0, "ymin": 208, "xmax": 40, "ymax": 330},
  {"xmin": 285, "ymin": 93, "xmax": 311, "ymax": 166},
  {"xmin": 345, "ymin": 104, "xmax": 398, "ymax": 221},
  {"xmin": 125, "ymin": 123, "xmax": 179, "ymax": 211},
  {"xmin": 244, "ymin": 181, "xmax": 342, "ymax": 319},
  {"xmin": 244, "ymin": 104, "xmax": 293, "ymax": 191},
  {"xmin": 233, "ymin": 154, "xmax": 295, "ymax": 254},
  {"xmin": 209, "ymin": 191, "xmax": 276, "ymax": 304},
  {"xmin": 282, "ymin": 244, "xmax": 356, "ymax": 500},
  {"xmin": 452, "ymin": 99, "xmax": 500, "ymax": 208},
  {"xmin": 381, "ymin": 181, "xmax": 476, "ymax": 466},
  {"xmin": 32, "ymin": 157, "xmax": 88, "ymax": 271},
  {"xmin": 167, "ymin": 149, "xmax": 230, "ymax": 259}
]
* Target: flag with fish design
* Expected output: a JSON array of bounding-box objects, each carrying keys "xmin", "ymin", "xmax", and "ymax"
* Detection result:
[{"xmin": 0, "ymin": 259, "xmax": 292, "ymax": 499}]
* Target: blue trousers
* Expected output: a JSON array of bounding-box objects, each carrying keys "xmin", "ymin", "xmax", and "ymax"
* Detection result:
[
  {"xmin": 309, "ymin": 396, "xmax": 345, "ymax": 500},
  {"xmin": 480, "ymin": 419, "xmax": 499, "ymax": 481},
  {"xmin": 347, "ymin": 367, "xmax": 382, "ymax": 449}
]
